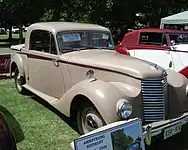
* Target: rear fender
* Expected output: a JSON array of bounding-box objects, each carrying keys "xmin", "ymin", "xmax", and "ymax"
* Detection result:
[{"xmin": 10, "ymin": 53, "xmax": 24, "ymax": 77}]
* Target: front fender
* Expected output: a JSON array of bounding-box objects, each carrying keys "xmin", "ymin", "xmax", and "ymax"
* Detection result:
[
  {"xmin": 10, "ymin": 53, "xmax": 24, "ymax": 77},
  {"xmin": 166, "ymin": 69, "xmax": 188, "ymax": 116},
  {"xmin": 55, "ymin": 79, "xmax": 127, "ymax": 124},
  {"xmin": 108, "ymin": 82, "xmax": 141, "ymax": 99}
]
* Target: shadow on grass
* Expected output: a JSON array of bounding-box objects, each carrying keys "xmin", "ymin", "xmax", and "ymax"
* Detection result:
[
  {"xmin": 0, "ymin": 105, "xmax": 25, "ymax": 143},
  {"xmin": 0, "ymin": 75, "xmax": 11, "ymax": 80},
  {"xmin": 30, "ymin": 94, "xmax": 80, "ymax": 134}
]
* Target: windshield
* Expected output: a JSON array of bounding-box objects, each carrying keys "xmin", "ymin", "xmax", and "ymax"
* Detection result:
[
  {"xmin": 169, "ymin": 33, "xmax": 188, "ymax": 45},
  {"xmin": 57, "ymin": 30, "xmax": 115, "ymax": 53}
]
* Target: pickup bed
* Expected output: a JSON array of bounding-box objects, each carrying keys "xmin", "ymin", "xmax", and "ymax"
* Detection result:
[
  {"xmin": 0, "ymin": 51, "xmax": 11, "ymax": 74},
  {"xmin": 0, "ymin": 45, "xmax": 24, "ymax": 75}
]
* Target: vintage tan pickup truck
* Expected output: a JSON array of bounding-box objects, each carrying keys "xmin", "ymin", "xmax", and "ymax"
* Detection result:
[{"xmin": 9, "ymin": 22, "xmax": 188, "ymax": 143}]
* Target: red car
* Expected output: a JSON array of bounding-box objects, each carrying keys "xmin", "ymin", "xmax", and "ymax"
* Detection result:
[{"xmin": 116, "ymin": 28, "xmax": 188, "ymax": 77}]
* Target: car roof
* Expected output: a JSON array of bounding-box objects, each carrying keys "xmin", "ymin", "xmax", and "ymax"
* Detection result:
[
  {"xmin": 28, "ymin": 22, "xmax": 110, "ymax": 34},
  {"xmin": 120, "ymin": 28, "xmax": 188, "ymax": 46},
  {"xmin": 134, "ymin": 28, "xmax": 187, "ymax": 33}
]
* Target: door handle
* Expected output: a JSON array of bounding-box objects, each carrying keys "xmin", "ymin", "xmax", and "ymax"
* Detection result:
[
  {"xmin": 53, "ymin": 58, "xmax": 58, "ymax": 62},
  {"xmin": 169, "ymin": 61, "xmax": 172, "ymax": 68},
  {"xmin": 165, "ymin": 50, "xmax": 170, "ymax": 54},
  {"xmin": 52, "ymin": 58, "xmax": 59, "ymax": 67}
]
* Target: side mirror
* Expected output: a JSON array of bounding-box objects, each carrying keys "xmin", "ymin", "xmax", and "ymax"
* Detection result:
[{"xmin": 170, "ymin": 40, "xmax": 176, "ymax": 46}]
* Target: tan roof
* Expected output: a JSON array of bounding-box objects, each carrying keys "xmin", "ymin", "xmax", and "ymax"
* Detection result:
[{"xmin": 28, "ymin": 22, "xmax": 110, "ymax": 34}]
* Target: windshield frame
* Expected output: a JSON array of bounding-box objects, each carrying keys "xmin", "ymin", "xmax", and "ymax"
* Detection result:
[{"xmin": 56, "ymin": 30, "xmax": 115, "ymax": 53}]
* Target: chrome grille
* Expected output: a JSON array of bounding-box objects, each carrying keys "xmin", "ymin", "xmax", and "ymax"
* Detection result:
[{"xmin": 141, "ymin": 76, "xmax": 168, "ymax": 122}]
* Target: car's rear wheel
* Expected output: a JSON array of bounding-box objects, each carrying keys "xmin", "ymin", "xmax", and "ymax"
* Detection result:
[
  {"xmin": 14, "ymin": 68, "xmax": 25, "ymax": 94},
  {"xmin": 0, "ymin": 112, "xmax": 17, "ymax": 150},
  {"xmin": 77, "ymin": 105, "xmax": 105, "ymax": 134}
]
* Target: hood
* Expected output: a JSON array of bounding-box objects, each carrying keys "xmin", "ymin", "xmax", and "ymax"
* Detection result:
[
  {"xmin": 63, "ymin": 50, "xmax": 165, "ymax": 79},
  {"xmin": 171, "ymin": 44, "xmax": 188, "ymax": 51}
]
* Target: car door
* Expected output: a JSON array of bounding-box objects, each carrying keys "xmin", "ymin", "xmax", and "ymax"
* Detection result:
[
  {"xmin": 28, "ymin": 29, "xmax": 65, "ymax": 99},
  {"xmin": 134, "ymin": 32, "xmax": 174, "ymax": 70},
  {"xmin": 167, "ymin": 33, "xmax": 188, "ymax": 72}
]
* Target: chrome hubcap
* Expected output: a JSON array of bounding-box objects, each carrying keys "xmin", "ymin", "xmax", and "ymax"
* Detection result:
[
  {"xmin": 86, "ymin": 116, "xmax": 98, "ymax": 129},
  {"xmin": 16, "ymin": 73, "xmax": 22, "ymax": 91},
  {"xmin": 82, "ymin": 110, "xmax": 103, "ymax": 133}
]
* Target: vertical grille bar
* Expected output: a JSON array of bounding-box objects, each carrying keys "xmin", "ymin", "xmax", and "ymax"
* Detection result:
[{"xmin": 141, "ymin": 76, "xmax": 168, "ymax": 122}]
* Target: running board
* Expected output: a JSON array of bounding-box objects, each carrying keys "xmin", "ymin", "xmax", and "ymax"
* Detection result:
[{"xmin": 23, "ymin": 84, "xmax": 59, "ymax": 105}]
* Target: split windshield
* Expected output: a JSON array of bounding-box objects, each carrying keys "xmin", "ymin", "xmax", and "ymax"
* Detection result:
[
  {"xmin": 169, "ymin": 33, "xmax": 188, "ymax": 44},
  {"xmin": 57, "ymin": 30, "xmax": 115, "ymax": 52}
]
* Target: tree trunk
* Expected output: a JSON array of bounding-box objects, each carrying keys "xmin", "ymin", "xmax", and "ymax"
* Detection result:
[
  {"xmin": 53, "ymin": 7, "xmax": 61, "ymax": 21},
  {"xmin": 8, "ymin": 24, "xmax": 12, "ymax": 46},
  {"xmin": 19, "ymin": 24, "xmax": 23, "ymax": 44}
]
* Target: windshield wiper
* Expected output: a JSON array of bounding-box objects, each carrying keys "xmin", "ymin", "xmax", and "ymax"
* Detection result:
[
  {"xmin": 99, "ymin": 47, "xmax": 115, "ymax": 50},
  {"xmin": 79, "ymin": 46, "xmax": 115, "ymax": 50},
  {"xmin": 61, "ymin": 47, "xmax": 80, "ymax": 53},
  {"xmin": 79, "ymin": 46, "xmax": 99, "ymax": 50},
  {"xmin": 61, "ymin": 46, "xmax": 115, "ymax": 52}
]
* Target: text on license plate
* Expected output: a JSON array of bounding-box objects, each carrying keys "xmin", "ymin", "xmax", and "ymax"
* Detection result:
[{"xmin": 164, "ymin": 124, "xmax": 182, "ymax": 140}]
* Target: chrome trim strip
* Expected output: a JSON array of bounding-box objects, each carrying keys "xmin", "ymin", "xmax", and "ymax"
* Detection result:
[{"xmin": 143, "ymin": 112, "xmax": 188, "ymax": 139}]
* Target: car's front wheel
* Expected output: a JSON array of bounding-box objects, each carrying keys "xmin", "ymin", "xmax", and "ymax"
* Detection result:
[
  {"xmin": 77, "ymin": 105, "xmax": 106, "ymax": 134},
  {"xmin": 14, "ymin": 68, "xmax": 25, "ymax": 94}
]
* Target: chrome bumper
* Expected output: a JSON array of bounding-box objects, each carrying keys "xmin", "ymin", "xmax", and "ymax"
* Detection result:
[{"xmin": 143, "ymin": 112, "xmax": 188, "ymax": 139}]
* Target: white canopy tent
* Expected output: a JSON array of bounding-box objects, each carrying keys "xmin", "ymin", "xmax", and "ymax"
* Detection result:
[{"xmin": 160, "ymin": 11, "xmax": 188, "ymax": 29}]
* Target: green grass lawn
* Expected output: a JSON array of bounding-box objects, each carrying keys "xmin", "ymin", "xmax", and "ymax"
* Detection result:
[
  {"xmin": 0, "ymin": 33, "xmax": 26, "ymax": 47},
  {"xmin": 0, "ymin": 33, "xmax": 26, "ymax": 40},
  {"xmin": 1, "ymin": 79, "xmax": 188, "ymax": 150},
  {"xmin": 0, "ymin": 79, "xmax": 79, "ymax": 150}
]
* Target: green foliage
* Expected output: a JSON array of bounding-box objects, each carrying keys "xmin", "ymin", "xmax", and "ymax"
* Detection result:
[
  {"xmin": 0, "ymin": 0, "xmax": 188, "ymax": 42},
  {"xmin": 0, "ymin": 79, "xmax": 79, "ymax": 150}
]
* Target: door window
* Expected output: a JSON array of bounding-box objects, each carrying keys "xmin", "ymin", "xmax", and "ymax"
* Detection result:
[{"xmin": 30, "ymin": 30, "xmax": 57, "ymax": 54}]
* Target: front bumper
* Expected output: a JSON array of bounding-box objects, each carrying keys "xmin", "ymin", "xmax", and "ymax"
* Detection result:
[{"xmin": 143, "ymin": 112, "xmax": 188, "ymax": 140}]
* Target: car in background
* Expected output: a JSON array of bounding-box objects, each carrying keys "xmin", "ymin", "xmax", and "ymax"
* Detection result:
[
  {"xmin": 0, "ymin": 112, "xmax": 17, "ymax": 150},
  {"xmin": 0, "ymin": 28, "xmax": 6, "ymax": 34},
  {"xmin": 12, "ymin": 26, "xmax": 19, "ymax": 34},
  {"xmin": 116, "ymin": 28, "xmax": 188, "ymax": 78}
]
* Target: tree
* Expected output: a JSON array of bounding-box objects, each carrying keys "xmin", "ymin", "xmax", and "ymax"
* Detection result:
[
  {"xmin": 0, "ymin": 0, "xmax": 46, "ymax": 43},
  {"xmin": 111, "ymin": 129, "xmax": 134, "ymax": 150}
]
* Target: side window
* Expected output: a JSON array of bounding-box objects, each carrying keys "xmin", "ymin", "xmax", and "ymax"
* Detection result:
[
  {"xmin": 50, "ymin": 34, "xmax": 57, "ymax": 54},
  {"xmin": 139, "ymin": 32, "xmax": 163, "ymax": 45},
  {"xmin": 30, "ymin": 30, "xmax": 50, "ymax": 53}
]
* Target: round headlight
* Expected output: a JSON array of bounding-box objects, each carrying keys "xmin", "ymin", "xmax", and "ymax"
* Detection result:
[
  {"xmin": 117, "ymin": 100, "xmax": 132, "ymax": 119},
  {"xmin": 186, "ymin": 84, "xmax": 188, "ymax": 97}
]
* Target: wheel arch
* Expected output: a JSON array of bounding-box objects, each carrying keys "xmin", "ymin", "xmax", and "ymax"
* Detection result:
[
  {"xmin": 10, "ymin": 61, "xmax": 18, "ymax": 78},
  {"xmin": 10, "ymin": 54, "xmax": 25, "ymax": 78},
  {"xmin": 70, "ymin": 94, "xmax": 100, "ymax": 120}
]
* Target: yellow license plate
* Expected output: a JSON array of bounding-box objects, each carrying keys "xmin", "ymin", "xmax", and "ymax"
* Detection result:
[{"xmin": 164, "ymin": 124, "xmax": 182, "ymax": 140}]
